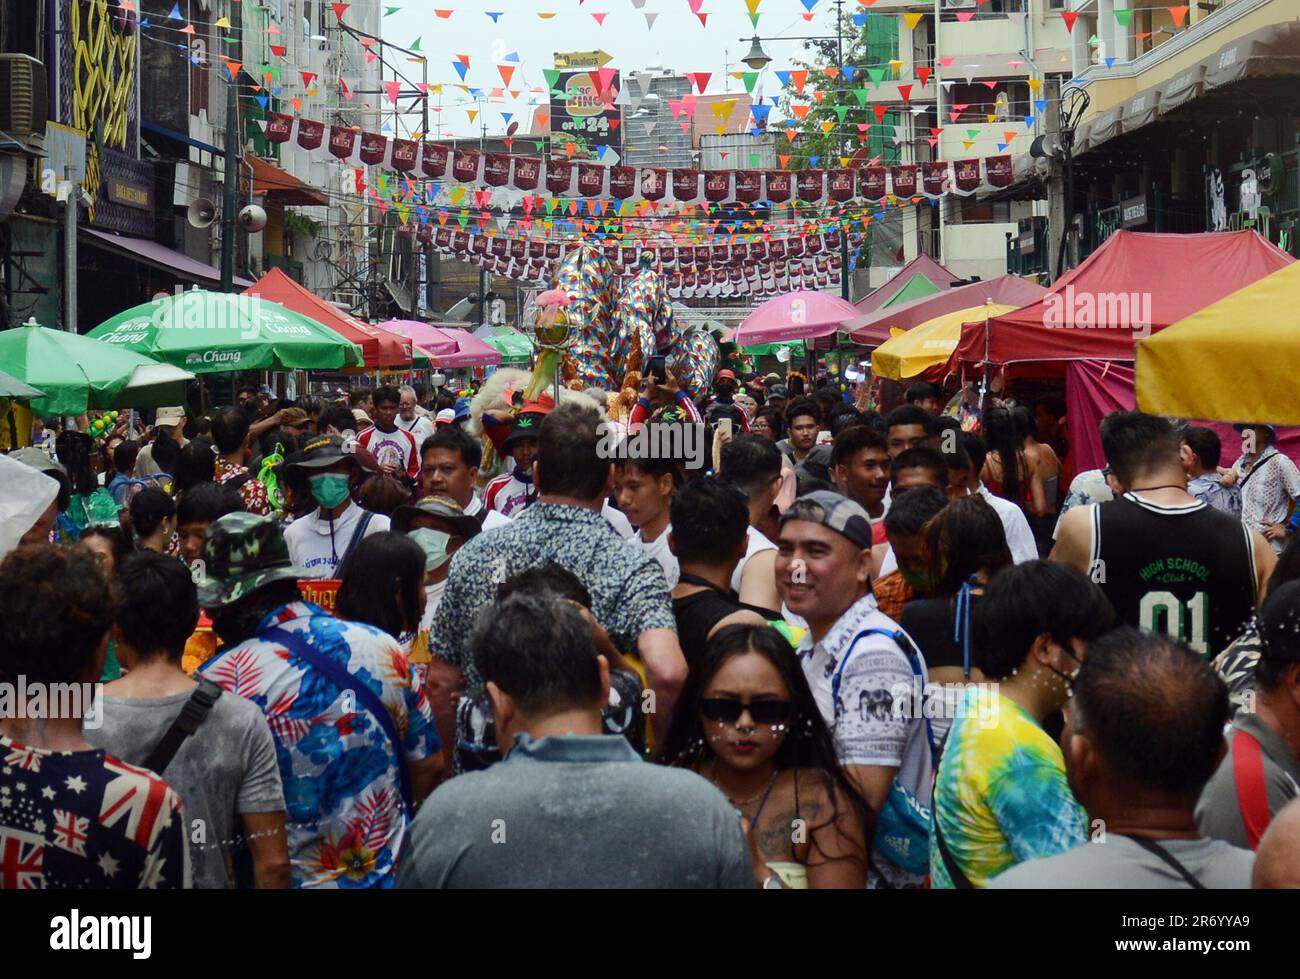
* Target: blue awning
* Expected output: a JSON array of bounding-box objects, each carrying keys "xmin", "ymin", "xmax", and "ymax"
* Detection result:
[{"xmin": 142, "ymin": 122, "xmax": 224, "ymax": 158}]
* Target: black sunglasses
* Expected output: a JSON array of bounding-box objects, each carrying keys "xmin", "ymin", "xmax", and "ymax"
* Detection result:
[{"xmin": 700, "ymin": 698, "xmax": 793, "ymax": 726}]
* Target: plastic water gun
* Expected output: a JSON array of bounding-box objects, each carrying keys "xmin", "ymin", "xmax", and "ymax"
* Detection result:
[{"xmin": 258, "ymin": 442, "xmax": 288, "ymax": 512}]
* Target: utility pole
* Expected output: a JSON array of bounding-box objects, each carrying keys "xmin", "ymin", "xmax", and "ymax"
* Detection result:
[
  {"xmin": 220, "ymin": 74, "xmax": 240, "ymax": 293},
  {"xmin": 479, "ymin": 104, "xmax": 489, "ymax": 328},
  {"xmin": 63, "ymin": 165, "xmax": 78, "ymax": 333},
  {"xmin": 835, "ymin": 0, "xmax": 850, "ymax": 303}
]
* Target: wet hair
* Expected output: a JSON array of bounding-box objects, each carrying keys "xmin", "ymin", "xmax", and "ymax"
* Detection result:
[
  {"xmin": 177, "ymin": 482, "xmax": 243, "ymax": 526},
  {"xmin": 883, "ymin": 485, "xmax": 947, "ymax": 539},
  {"xmin": 79, "ymin": 525, "xmax": 132, "ymax": 573},
  {"xmin": 784, "ymin": 398, "xmax": 820, "ymax": 427},
  {"xmin": 536, "ymin": 400, "xmax": 609, "ymax": 501},
  {"xmin": 720, "ymin": 434, "xmax": 782, "ymax": 502},
  {"xmin": 885, "ymin": 404, "xmax": 935, "ymax": 438},
  {"xmin": 373, "ymin": 385, "xmax": 401, "ymax": 408},
  {"xmin": 113, "ymin": 440, "xmax": 141, "ymax": 478},
  {"xmin": 905, "ymin": 382, "xmax": 943, "ymax": 405},
  {"xmin": 1100, "ymin": 411, "xmax": 1182, "ymax": 485},
  {"xmin": 832, "ymin": 424, "xmax": 889, "ymax": 470},
  {"xmin": 211, "ymin": 408, "xmax": 251, "ymax": 457},
  {"xmin": 669, "ymin": 477, "xmax": 751, "ymax": 566},
  {"xmin": 174, "ymin": 438, "xmax": 216, "ymax": 494},
  {"xmin": 496, "ymin": 562, "xmax": 593, "ymax": 608},
  {"xmin": 891, "ymin": 446, "xmax": 948, "ymax": 491},
  {"xmin": 1012, "ymin": 405, "xmax": 1041, "ymax": 445},
  {"xmin": 422, "ymin": 426, "xmax": 482, "ymax": 470},
  {"xmin": 828, "ymin": 403, "xmax": 866, "ymax": 437},
  {"xmin": 318, "ymin": 404, "xmax": 358, "ymax": 436},
  {"xmin": 472, "ymin": 592, "xmax": 603, "ymax": 715},
  {"xmin": 959, "ymin": 431, "xmax": 988, "ymax": 474},
  {"xmin": 1182, "ymin": 426, "xmax": 1222, "ymax": 471},
  {"xmin": 656, "ymin": 623, "xmax": 869, "ymax": 869},
  {"xmin": 116, "ymin": 551, "xmax": 200, "ymax": 662},
  {"xmin": 149, "ymin": 431, "xmax": 182, "ymax": 476},
  {"xmin": 755, "ymin": 406, "xmax": 785, "ymax": 439},
  {"xmin": 0, "ymin": 544, "xmax": 116, "ymax": 686},
  {"xmin": 974, "ymin": 560, "xmax": 1117, "ymax": 680},
  {"xmin": 356, "ymin": 474, "xmax": 411, "ymax": 517},
  {"xmin": 335, "ymin": 531, "xmax": 426, "ymax": 640},
  {"xmin": 982, "ymin": 407, "xmax": 1025, "ymax": 503},
  {"xmin": 55, "ymin": 430, "xmax": 97, "ymax": 496},
  {"xmin": 925, "ymin": 494, "xmax": 1012, "ymax": 596},
  {"xmin": 129, "ymin": 487, "xmax": 176, "ymax": 541},
  {"xmin": 1071, "ymin": 627, "xmax": 1229, "ymax": 800}
]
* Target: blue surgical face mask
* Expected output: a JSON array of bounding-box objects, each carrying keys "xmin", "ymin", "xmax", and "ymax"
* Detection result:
[{"xmin": 309, "ymin": 473, "xmax": 351, "ymax": 510}]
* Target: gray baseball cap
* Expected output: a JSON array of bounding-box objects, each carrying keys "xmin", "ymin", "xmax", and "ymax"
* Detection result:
[{"xmin": 779, "ymin": 489, "xmax": 874, "ymax": 551}]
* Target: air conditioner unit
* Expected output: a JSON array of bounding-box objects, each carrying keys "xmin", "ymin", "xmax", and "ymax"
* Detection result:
[
  {"xmin": 0, "ymin": 55, "xmax": 48, "ymax": 152},
  {"xmin": 943, "ymin": 0, "xmax": 977, "ymax": 8}
]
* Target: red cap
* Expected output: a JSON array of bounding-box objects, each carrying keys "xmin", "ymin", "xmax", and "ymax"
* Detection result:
[
  {"xmin": 716, "ymin": 369, "xmax": 737, "ymax": 382},
  {"xmin": 519, "ymin": 391, "xmax": 555, "ymax": 416}
]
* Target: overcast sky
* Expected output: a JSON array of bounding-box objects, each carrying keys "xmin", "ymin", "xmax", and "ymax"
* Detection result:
[{"xmin": 383, "ymin": 0, "xmax": 833, "ymax": 138}]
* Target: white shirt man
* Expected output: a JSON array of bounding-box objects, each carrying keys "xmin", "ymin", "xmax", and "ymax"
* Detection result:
[{"xmin": 285, "ymin": 501, "xmax": 391, "ymax": 579}]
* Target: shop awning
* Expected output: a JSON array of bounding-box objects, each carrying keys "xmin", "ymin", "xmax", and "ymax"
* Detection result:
[
  {"xmin": 245, "ymin": 154, "xmax": 328, "ymax": 206},
  {"xmin": 1081, "ymin": 21, "xmax": 1300, "ymax": 156},
  {"xmin": 854, "ymin": 253, "xmax": 961, "ymax": 315},
  {"xmin": 81, "ymin": 228, "xmax": 253, "ymax": 289}
]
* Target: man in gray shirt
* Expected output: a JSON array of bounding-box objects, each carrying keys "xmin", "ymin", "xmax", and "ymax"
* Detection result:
[
  {"xmin": 86, "ymin": 551, "xmax": 289, "ymax": 889},
  {"xmin": 398, "ymin": 592, "xmax": 754, "ymax": 888},
  {"xmin": 1197, "ymin": 580, "xmax": 1300, "ymax": 849},
  {"xmin": 992, "ymin": 629, "xmax": 1254, "ymax": 888}
]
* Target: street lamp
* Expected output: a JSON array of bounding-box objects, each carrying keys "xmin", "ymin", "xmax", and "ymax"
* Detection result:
[
  {"xmin": 736, "ymin": 0, "xmax": 852, "ymax": 302},
  {"xmin": 742, "ymin": 36, "xmax": 772, "ymax": 72}
]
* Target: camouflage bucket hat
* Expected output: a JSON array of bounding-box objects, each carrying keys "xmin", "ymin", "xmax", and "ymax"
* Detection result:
[{"xmin": 196, "ymin": 512, "xmax": 309, "ymax": 609}]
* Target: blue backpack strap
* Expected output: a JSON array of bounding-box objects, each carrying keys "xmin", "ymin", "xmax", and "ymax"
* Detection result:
[
  {"xmin": 954, "ymin": 581, "xmax": 975, "ymax": 681},
  {"xmin": 830, "ymin": 627, "xmax": 939, "ymax": 768},
  {"xmin": 264, "ymin": 625, "xmax": 414, "ymax": 815}
]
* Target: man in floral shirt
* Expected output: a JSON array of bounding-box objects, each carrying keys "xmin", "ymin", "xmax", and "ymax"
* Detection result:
[
  {"xmin": 196, "ymin": 513, "xmax": 442, "ymax": 888},
  {"xmin": 212, "ymin": 408, "xmax": 273, "ymax": 516}
]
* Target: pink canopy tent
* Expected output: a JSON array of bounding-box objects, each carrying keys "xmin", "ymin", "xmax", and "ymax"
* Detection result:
[
  {"xmin": 854, "ymin": 253, "xmax": 961, "ymax": 315},
  {"xmin": 1066, "ymin": 359, "xmax": 1300, "ymax": 474},
  {"xmin": 733, "ymin": 290, "xmax": 863, "ymax": 346},
  {"xmin": 379, "ymin": 320, "xmax": 502, "ymax": 369},
  {"xmin": 845, "ymin": 275, "xmax": 1049, "ymax": 346}
]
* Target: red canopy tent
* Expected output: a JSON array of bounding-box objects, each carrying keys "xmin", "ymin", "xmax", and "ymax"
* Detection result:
[
  {"xmin": 954, "ymin": 230, "xmax": 1293, "ymax": 369},
  {"xmin": 244, "ymin": 268, "xmax": 412, "ymax": 369}
]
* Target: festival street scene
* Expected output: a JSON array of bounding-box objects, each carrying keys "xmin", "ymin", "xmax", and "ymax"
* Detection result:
[{"xmin": 0, "ymin": 0, "xmax": 1298, "ymax": 930}]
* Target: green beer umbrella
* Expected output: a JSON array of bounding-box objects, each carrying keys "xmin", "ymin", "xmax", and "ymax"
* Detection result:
[
  {"xmin": 0, "ymin": 320, "xmax": 194, "ymax": 416},
  {"xmin": 88, "ymin": 290, "xmax": 364, "ymax": 374},
  {"xmin": 478, "ymin": 327, "xmax": 534, "ymax": 365}
]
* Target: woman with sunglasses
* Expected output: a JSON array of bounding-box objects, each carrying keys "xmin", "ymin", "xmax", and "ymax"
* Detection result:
[{"xmin": 658, "ymin": 624, "xmax": 868, "ymax": 888}]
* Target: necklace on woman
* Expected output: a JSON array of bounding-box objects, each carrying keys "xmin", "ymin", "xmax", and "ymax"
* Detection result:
[{"xmin": 709, "ymin": 759, "xmax": 779, "ymax": 808}]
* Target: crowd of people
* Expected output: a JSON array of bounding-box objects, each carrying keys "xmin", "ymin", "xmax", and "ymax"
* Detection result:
[{"xmin": 2, "ymin": 367, "xmax": 1300, "ymax": 891}]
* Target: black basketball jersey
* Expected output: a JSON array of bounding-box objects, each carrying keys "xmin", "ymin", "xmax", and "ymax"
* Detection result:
[{"xmin": 1091, "ymin": 494, "xmax": 1257, "ymax": 657}]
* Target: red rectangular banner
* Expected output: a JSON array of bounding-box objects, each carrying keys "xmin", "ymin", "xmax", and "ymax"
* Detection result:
[
  {"xmin": 796, "ymin": 170, "xmax": 825, "ymax": 203},
  {"xmin": 673, "ymin": 169, "xmax": 700, "ymax": 202},
  {"xmin": 985, "ymin": 155, "xmax": 1014, "ymax": 188},
  {"xmin": 828, "ymin": 168, "xmax": 855, "ymax": 203},
  {"xmin": 359, "ymin": 133, "xmax": 388, "ymax": 166},
  {"xmin": 765, "ymin": 171, "xmax": 791, "ymax": 203},
  {"xmin": 891, "ymin": 164, "xmax": 918, "ymax": 198},
  {"xmin": 546, "ymin": 159, "xmax": 573, "ymax": 195},
  {"xmin": 483, "ymin": 153, "xmax": 510, "ymax": 187},
  {"xmin": 390, "ymin": 138, "xmax": 418, "ymax": 172},
  {"xmin": 577, "ymin": 163, "xmax": 604, "ymax": 197},
  {"xmin": 609, "ymin": 165, "xmax": 636, "ymax": 200},
  {"xmin": 954, "ymin": 158, "xmax": 981, "ymax": 195},
  {"xmin": 641, "ymin": 168, "xmax": 667, "ymax": 201},
  {"xmin": 328, "ymin": 126, "xmax": 357, "ymax": 160},
  {"xmin": 421, "ymin": 143, "xmax": 449, "ymax": 178},
  {"xmin": 452, "ymin": 149, "xmax": 480, "ymax": 183},
  {"xmin": 265, "ymin": 112, "xmax": 293, "ymax": 144},
  {"xmin": 297, "ymin": 119, "xmax": 324, "ymax": 151},
  {"xmin": 704, "ymin": 170, "xmax": 731, "ymax": 202}
]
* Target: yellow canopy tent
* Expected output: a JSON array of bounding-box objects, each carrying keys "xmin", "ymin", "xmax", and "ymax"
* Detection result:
[
  {"xmin": 871, "ymin": 303, "xmax": 1019, "ymax": 381},
  {"xmin": 1136, "ymin": 260, "xmax": 1300, "ymax": 424}
]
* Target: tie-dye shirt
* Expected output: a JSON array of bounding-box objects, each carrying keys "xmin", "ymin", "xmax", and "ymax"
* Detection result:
[{"xmin": 930, "ymin": 686, "xmax": 1086, "ymax": 888}]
